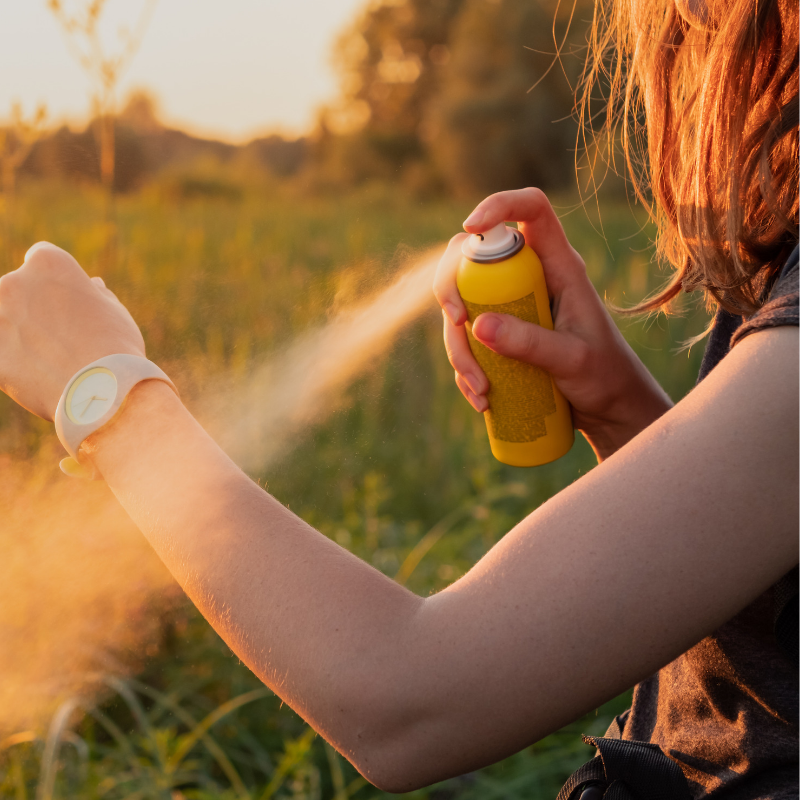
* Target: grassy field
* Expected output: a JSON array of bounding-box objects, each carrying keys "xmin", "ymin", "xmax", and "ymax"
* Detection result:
[{"xmin": 0, "ymin": 176, "xmax": 711, "ymax": 799}]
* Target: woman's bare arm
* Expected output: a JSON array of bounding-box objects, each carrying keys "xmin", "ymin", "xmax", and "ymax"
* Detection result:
[
  {"xmin": 1, "ymin": 244, "xmax": 796, "ymax": 791},
  {"xmin": 83, "ymin": 326, "xmax": 798, "ymax": 791}
]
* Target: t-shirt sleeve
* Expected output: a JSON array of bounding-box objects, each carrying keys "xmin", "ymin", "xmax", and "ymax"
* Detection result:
[{"xmin": 731, "ymin": 246, "xmax": 799, "ymax": 348}]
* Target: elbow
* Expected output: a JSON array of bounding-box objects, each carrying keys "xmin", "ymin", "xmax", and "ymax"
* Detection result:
[
  {"xmin": 339, "ymin": 700, "xmax": 456, "ymax": 792},
  {"xmin": 348, "ymin": 744, "xmax": 437, "ymax": 794},
  {"xmin": 327, "ymin": 602, "xmax": 458, "ymax": 791}
]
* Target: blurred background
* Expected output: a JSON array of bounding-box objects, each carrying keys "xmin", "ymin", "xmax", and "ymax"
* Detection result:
[{"xmin": 0, "ymin": 1, "xmax": 711, "ymax": 798}]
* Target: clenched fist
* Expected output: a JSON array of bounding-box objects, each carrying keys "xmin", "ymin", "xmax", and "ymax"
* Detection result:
[{"xmin": 0, "ymin": 243, "xmax": 145, "ymax": 420}]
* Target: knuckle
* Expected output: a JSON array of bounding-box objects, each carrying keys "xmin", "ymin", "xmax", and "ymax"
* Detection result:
[
  {"xmin": 444, "ymin": 339, "xmax": 464, "ymax": 371},
  {"xmin": 25, "ymin": 240, "xmax": 58, "ymax": 261},
  {"xmin": 481, "ymin": 192, "xmax": 510, "ymax": 215},
  {"xmin": 570, "ymin": 338, "xmax": 592, "ymax": 372},
  {"xmin": 448, "ymin": 232, "xmax": 468, "ymax": 248},
  {"xmin": 435, "ymin": 288, "xmax": 461, "ymax": 319},
  {"xmin": 445, "ymin": 327, "xmax": 476, "ymax": 375},
  {"xmin": 489, "ymin": 188, "xmax": 516, "ymax": 201},
  {"xmin": 444, "ymin": 342, "xmax": 458, "ymax": 369},
  {"xmin": 23, "ymin": 244, "xmax": 57, "ymax": 274},
  {"xmin": 0, "ymin": 270, "xmax": 21, "ymax": 301},
  {"xmin": 23, "ymin": 242, "xmax": 77, "ymax": 278},
  {"xmin": 521, "ymin": 186, "xmax": 546, "ymax": 206},
  {"xmin": 519, "ymin": 320, "xmax": 541, "ymax": 357},
  {"xmin": 569, "ymin": 246, "xmax": 588, "ymax": 274},
  {"xmin": 454, "ymin": 372, "xmax": 472, "ymax": 400}
]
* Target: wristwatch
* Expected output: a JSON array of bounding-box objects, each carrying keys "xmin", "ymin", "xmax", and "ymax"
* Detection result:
[{"xmin": 54, "ymin": 354, "xmax": 178, "ymax": 479}]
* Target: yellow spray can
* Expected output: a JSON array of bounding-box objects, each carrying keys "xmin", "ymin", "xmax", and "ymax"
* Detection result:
[{"xmin": 457, "ymin": 222, "xmax": 574, "ymax": 466}]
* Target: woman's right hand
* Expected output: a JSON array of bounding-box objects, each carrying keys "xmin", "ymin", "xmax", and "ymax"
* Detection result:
[{"xmin": 434, "ymin": 188, "xmax": 673, "ymax": 461}]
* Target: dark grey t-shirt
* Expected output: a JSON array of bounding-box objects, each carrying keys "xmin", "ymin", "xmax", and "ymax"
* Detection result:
[{"xmin": 620, "ymin": 247, "xmax": 799, "ymax": 800}]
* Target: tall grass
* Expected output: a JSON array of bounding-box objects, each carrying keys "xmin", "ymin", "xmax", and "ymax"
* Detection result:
[{"xmin": 0, "ymin": 176, "xmax": 710, "ymax": 799}]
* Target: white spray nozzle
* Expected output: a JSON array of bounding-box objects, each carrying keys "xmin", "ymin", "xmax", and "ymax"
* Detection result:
[{"xmin": 463, "ymin": 222, "xmax": 517, "ymax": 259}]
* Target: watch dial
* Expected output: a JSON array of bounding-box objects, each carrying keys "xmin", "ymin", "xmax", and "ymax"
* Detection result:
[{"xmin": 67, "ymin": 369, "xmax": 118, "ymax": 425}]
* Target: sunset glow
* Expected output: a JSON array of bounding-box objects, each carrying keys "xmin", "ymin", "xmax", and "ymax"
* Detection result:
[{"xmin": 1, "ymin": 0, "xmax": 366, "ymax": 140}]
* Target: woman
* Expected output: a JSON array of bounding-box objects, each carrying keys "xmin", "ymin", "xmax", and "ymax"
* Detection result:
[{"xmin": 0, "ymin": 0, "xmax": 796, "ymax": 796}]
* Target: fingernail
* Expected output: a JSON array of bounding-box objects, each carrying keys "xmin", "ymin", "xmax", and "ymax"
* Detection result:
[
  {"xmin": 463, "ymin": 372, "xmax": 484, "ymax": 395},
  {"xmin": 463, "ymin": 384, "xmax": 487, "ymax": 413},
  {"xmin": 463, "ymin": 209, "xmax": 484, "ymax": 228},
  {"xmin": 443, "ymin": 301, "xmax": 460, "ymax": 325},
  {"xmin": 474, "ymin": 314, "xmax": 502, "ymax": 344}
]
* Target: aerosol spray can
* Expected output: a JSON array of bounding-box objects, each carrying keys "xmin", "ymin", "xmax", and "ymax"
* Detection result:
[{"xmin": 457, "ymin": 222, "xmax": 574, "ymax": 466}]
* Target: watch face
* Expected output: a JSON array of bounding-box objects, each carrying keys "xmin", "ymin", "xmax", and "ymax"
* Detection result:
[{"xmin": 65, "ymin": 368, "xmax": 118, "ymax": 425}]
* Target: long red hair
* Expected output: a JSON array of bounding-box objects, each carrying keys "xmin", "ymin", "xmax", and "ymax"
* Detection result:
[{"xmin": 579, "ymin": 0, "xmax": 798, "ymax": 315}]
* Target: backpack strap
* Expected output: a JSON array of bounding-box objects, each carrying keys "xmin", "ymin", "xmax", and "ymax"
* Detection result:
[
  {"xmin": 556, "ymin": 729, "xmax": 692, "ymax": 800},
  {"xmin": 556, "ymin": 756, "xmax": 608, "ymax": 800},
  {"xmin": 585, "ymin": 736, "xmax": 691, "ymax": 800}
]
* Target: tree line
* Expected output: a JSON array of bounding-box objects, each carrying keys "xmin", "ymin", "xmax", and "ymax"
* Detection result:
[
  {"xmin": 4, "ymin": 0, "xmax": 594, "ymax": 199},
  {"xmin": 316, "ymin": 0, "xmax": 593, "ymax": 196}
]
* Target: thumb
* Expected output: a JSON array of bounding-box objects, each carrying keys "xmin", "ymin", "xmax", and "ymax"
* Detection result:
[{"xmin": 472, "ymin": 313, "xmax": 585, "ymax": 378}]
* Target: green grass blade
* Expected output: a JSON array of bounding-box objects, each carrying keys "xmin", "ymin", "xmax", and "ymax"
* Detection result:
[
  {"xmin": 85, "ymin": 707, "xmax": 145, "ymax": 780},
  {"xmin": 98, "ymin": 676, "xmax": 153, "ymax": 739},
  {"xmin": 324, "ymin": 742, "xmax": 348, "ymax": 800},
  {"xmin": 128, "ymin": 679, "xmax": 267, "ymax": 798},
  {"xmin": 394, "ymin": 483, "xmax": 527, "ymax": 586},
  {"xmin": 257, "ymin": 727, "xmax": 316, "ymax": 800},
  {"xmin": 167, "ymin": 688, "xmax": 271, "ymax": 770},
  {"xmin": 35, "ymin": 697, "xmax": 82, "ymax": 800}
]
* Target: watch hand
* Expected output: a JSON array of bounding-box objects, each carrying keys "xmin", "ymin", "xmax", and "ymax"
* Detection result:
[
  {"xmin": 76, "ymin": 396, "xmax": 95, "ymax": 417},
  {"xmin": 78, "ymin": 395, "xmax": 109, "ymax": 419}
]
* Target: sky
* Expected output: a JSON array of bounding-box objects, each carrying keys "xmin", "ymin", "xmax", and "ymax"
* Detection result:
[{"xmin": 0, "ymin": 0, "xmax": 368, "ymax": 142}]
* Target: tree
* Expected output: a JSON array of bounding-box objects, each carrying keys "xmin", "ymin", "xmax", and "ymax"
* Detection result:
[
  {"xmin": 321, "ymin": 0, "xmax": 466, "ymax": 182},
  {"xmin": 47, "ymin": 0, "xmax": 157, "ymax": 201},
  {"xmin": 424, "ymin": 0, "xmax": 589, "ymax": 197},
  {"xmin": 321, "ymin": 0, "xmax": 591, "ymax": 196}
]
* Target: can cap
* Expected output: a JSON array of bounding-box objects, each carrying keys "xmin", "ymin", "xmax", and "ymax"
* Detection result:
[{"xmin": 461, "ymin": 222, "xmax": 524, "ymax": 263}]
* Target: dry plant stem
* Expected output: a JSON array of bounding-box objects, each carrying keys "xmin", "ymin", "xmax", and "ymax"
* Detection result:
[
  {"xmin": 48, "ymin": 0, "xmax": 157, "ymax": 253},
  {"xmin": 82, "ymin": 325, "xmax": 798, "ymax": 791}
]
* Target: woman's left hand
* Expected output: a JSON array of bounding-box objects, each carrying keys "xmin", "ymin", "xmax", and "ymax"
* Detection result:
[{"xmin": 0, "ymin": 242, "xmax": 145, "ymax": 420}]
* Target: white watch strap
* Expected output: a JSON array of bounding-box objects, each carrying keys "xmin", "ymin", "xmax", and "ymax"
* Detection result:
[{"xmin": 55, "ymin": 354, "xmax": 178, "ymax": 467}]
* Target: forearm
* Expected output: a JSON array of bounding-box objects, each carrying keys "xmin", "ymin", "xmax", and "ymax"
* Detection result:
[
  {"xmin": 83, "ymin": 381, "xmax": 576, "ymax": 791},
  {"xmin": 84, "ymin": 380, "xmax": 423, "ymax": 774}
]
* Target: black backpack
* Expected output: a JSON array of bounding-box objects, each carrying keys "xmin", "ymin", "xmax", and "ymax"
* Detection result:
[{"xmin": 556, "ymin": 567, "xmax": 798, "ymax": 800}]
